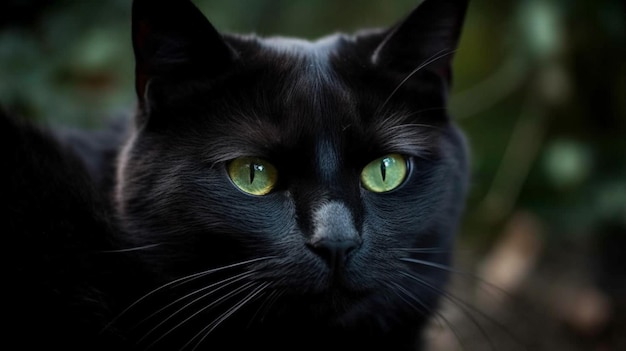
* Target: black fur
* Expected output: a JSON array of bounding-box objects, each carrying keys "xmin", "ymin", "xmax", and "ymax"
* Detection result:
[
  {"xmin": 1, "ymin": 109, "xmax": 126, "ymax": 349},
  {"xmin": 4, "ymin": 0, "xmax": 470, "ymax": 350}
]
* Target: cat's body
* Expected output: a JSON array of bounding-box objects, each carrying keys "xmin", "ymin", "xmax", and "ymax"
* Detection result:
[
  {"xmin": 3, "ymin": 0, "xmax": 470, "ymax": 350},
  {"xmin": 1, "ymin": 108, "xmax": 131, "ymax": 350}
]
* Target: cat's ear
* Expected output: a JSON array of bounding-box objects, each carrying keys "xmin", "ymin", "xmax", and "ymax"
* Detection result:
[
  {"xmin": 132, "ymin": 0, "xmax": 236, "ymax": 109},
  {"xmin": 372, "ymin": 0, "xmax": 468, "ymax": 83}
]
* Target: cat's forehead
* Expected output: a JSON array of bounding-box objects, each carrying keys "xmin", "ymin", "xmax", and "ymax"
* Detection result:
[
  {"xmin": 257, "ymin": 34, "xmax": 343, "ymax": 55},
  {"xmin": 225, "ymin": 33, "xmax": 357, "ymax": 126},
  {"xmin": 246, "ymin": 33, "xmax": 348, "ymax": 98},
  {"xmin": 229, "ymin": 32, "xmax": 351, "ymax": 81},
  {"xmin": 201, "ymin": 34, "xmax": 439, "ymax": 165}
]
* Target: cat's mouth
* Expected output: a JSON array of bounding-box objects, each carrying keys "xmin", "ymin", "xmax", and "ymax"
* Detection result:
[
  {"xmin": 309, "ymin": 270, "xmax": 375, "ymax": 318},
  {"xmin": 277, "ymin": 287, "xmax": 370, "ymax": 324},
  {"xmin": 325, "ymin": 259, "xmax": 350, "ymax": 287}
]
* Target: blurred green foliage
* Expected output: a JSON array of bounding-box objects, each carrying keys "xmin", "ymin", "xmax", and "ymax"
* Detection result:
[{"xmin": 1, "ymin": 0, "xmax": 624, "ymax": 258}]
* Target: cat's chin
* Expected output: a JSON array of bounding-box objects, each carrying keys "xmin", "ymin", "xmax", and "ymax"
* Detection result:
[{"xmin": 271, "ymin": 284, "xmax": 374, "ymax": 325}]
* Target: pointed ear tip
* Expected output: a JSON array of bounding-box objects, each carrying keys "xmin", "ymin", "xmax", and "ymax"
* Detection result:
[{"xmin": 370, "ymin": 0, "xmax": 468, "ymax": 69}]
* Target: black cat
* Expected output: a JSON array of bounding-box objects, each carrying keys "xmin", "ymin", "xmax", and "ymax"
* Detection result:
[{"xmin": 3, "ymin": 0, "xmax": 470, "ymax": 350}]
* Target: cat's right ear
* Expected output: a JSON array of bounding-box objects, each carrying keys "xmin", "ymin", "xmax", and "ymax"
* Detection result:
[{"xmin": 132, "ymin": 0, "xmax": 236, "ymax": 114}]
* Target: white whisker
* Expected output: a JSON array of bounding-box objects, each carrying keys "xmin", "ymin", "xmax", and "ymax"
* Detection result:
[
  {"xmin": 390, "ymin": 280, "xmax": 431, "ymax": 317},
  {"xmin": 146, "ymin": 281, "xmax": 259, "ymax": 350},
  {"xmin": 400, "ymin": 271, "xmax": 518, "ymax": 351},
  {"xmin": 246, "ymin": 287, "xmax": 284, "ymax": 327},
  {"xmin": 99, "ymin": 243, "xmax": 162, "ymax": 253},
  {"xmin": 186, "ymin": 282, "xmax": 270, "ymax": 351},
  {"xmin": 137, "ymin": 271, "xmax": 255, "ymax": 343},
  {"xmin": 391, "ymin": 247, "xmax": 453, "ymax": 254},
  {"xmin": 399, "ymin": 257, "xmax": 516, "ymax": 300},
  {"xmin": 390, "ymin": 281, "xmax": 467, "ymax": 350},
  {"xmin": 101, "ymin": 256, "xmax": 275, "ymax": 334},
  {"xmin": 377, "ymin": 49, "xmax": 457, "ymax": 115}
]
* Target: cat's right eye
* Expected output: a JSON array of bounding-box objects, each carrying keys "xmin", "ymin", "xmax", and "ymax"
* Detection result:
[{"xmin": 227, "ymin": 157, "xmax": 278, "ymax": 196}]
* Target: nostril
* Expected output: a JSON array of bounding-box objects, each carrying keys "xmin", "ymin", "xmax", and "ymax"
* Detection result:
[{"xmin": 307, "ymin": 238, "xmax": 360, "ymax": 268}]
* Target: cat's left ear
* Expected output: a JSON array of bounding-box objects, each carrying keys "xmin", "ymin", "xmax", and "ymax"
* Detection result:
[
  {"xmin": 372, "ymin": 0, "xmax": 469, "ymax": 84},
  {"xmin": 132, "ymin": 0, "xmax": 237, "ymax": 111}
]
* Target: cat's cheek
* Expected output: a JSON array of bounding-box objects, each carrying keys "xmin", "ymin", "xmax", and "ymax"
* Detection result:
[{"xmin": 191, "ymin": 181, "xmax": 299, "ymax": 242}]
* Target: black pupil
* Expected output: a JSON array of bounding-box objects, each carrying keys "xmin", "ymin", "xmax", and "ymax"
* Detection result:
[
  {"xmin": 380, "ymin": 159, "xmax": 387, "ymax": 182},
  {"xmin": 249, "ymin": 163, "xmax": 256, "ymax": 184}
]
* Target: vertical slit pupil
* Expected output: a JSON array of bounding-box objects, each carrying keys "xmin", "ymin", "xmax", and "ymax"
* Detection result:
[
  {"xmin": 249, "ymin": 162, "xmax": 256, "ymax": 184},
  {"xmin": 380, "ymin": 158, "xmax": 387, "ymax": 182}
]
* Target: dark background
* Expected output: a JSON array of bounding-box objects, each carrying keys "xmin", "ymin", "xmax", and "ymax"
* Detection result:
[{"xmin": 1, "ymin": 0, "xmax": 624, "ymax": 350}]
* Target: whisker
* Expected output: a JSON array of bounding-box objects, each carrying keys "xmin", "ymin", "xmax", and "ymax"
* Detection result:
[
  {"xmin": 398, "ymin": 257, "xmax": 512, "ymax": 299},
  {"xmin": 390, "ymin": 281, "xmax": 467, "ymax": 351},
  {"xmin": 384, "ymin": 122, "xmax": 442, "ymax": 131},
  {"xmin": 389, "ymin": 280, "xmax": 432, "ymax": 318},
  {"xmin": 185, "ymin": 282, "xmax": 270, "ymax": 351},
  {"xmin": 145, "ymin": 281, "xmax": 260, "ymax": 350},
  {"xmin": 136, "ymin": 271, "xmax": 255, "ymax": 343},
  {"xmin": 376, "ymin": 110, "xmax": 444, "ymax": 128},
  {"xmin": 379, "ymin": 106, "xmax": 449, "ymax": 128},
  {"xmin": 398, "ymin": 255, "xmax": 540, "ymax": 334},
  {"xmin": 101, "ymin": 256, "xmax": 275, "ymax": 334},
  {"xmin": 401, "ymin": 271, "xmax": 515, "ymax": 351},
  {"xmin": 391, "ymin": 247, "xmax": 454, "ymax": 254},
  {"xmin": 405, "ymin": 106, "xmax": 449, "ymax": 116},
  {"xmin": 377, "ymin": 49, "xmax": 457, "ymax": 115},
  {"xmin": 400, "ymin": 257, "xmax": 532, "ymax": 350},
  {"xmin": 99, "ymin": 243, "xmax": 162, "ymax": 253},
  {"xmin": 246, "ymin": 287, "xmax": 284, "ymax": 327},
  {"xmin": 392, "ymin": 248, "xmax": 479, "ymax": 264}
]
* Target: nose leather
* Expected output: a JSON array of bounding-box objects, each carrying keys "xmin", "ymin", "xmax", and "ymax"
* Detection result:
[{"xmin": 307, "ymin": 201, "xmax": 362, "ymax": 270}]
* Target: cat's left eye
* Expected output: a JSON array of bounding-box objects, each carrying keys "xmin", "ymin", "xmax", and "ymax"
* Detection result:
[
  {"xmin": 227, "ymin": 157, "xmax": 278, "ymax": 196},
  {"xmin": 360, "ymin": 153, "xmax": 407, "ymax": 193}
]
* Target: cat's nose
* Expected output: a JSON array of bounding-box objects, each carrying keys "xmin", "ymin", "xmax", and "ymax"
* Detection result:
[
  {"xmin": 307, "ymin": 201, "xmax": 362, "ymax": 269},
  {"xmin": 307, "ymin": 238, "xmax": 360, "ymax": 268}
]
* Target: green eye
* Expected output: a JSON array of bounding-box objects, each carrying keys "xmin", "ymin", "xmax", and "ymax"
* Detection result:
[
  {"xmin": 227, "ymin": 157, "xmax": 278, "ymax": 196},
  {"xmin": 360, "ymin": 153, "xmax": 407, "ymax": 193}
]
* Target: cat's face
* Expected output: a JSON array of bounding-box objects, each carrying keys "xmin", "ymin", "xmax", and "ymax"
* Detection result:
[{"xmin": 116, "ymin": 0, "xmax": 469, "ymax": 341}]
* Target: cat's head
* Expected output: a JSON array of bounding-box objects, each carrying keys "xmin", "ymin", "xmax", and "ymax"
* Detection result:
[{"xmin": 116, "ymin": 0, "xmax": 469, "ymax": 335}]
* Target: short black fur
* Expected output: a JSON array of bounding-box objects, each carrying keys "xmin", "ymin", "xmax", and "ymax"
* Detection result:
[{"xmin": 4, "ymin": 0, "xmax": 470, "ymax": 350}]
